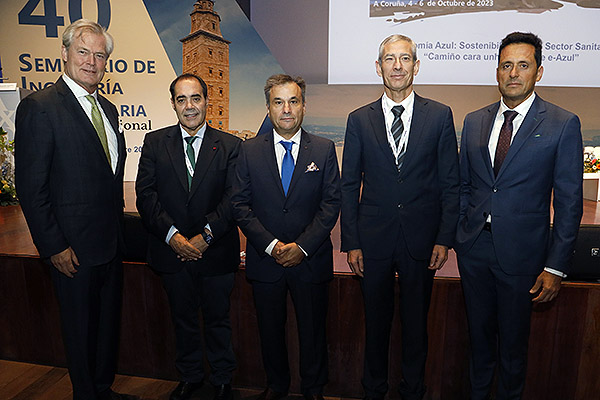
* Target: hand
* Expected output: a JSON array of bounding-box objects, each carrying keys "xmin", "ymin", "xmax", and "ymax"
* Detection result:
[
  {"xmin": 189, "ymin": 232, "xmax": 209, "ymax": 254},
  {"xmin": 50, "ymin": 247, "xmax": 79, "ymax": 278},
  {"xmin": 169, "ymin": 232, "xmax": 203, "ymax": 261},
  {"xmin": 429, "ymin": 245, "xmax": 448, "ymax": 270},
  {"xmin": 530, "ymin": 270, "xmax": 562, "ymax": 303},
  {"xmin": 275, "ymin": 242, "xmax": 305, "ymax": 267},
  {"xmin": 271, "ymin": 240, "xmax": 286, "ymax": 262},
  {"xmin": 347, "ymin": 249, "xmax": 364, "ymax": 278}
]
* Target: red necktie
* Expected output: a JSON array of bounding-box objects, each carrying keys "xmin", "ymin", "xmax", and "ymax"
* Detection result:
[{"xmin": 493, "ymin": 110, "xmax": 518, "ymax": 176}]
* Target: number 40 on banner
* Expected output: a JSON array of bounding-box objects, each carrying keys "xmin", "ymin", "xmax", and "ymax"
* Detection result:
[{"xmin": 18, "ymin": 0, "xmax": 111, "ymax": 38}]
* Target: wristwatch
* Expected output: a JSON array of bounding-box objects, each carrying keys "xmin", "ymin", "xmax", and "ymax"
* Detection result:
[{"xmin": 202, "ymin": 231, "xmax": 214, "ymax": 245}]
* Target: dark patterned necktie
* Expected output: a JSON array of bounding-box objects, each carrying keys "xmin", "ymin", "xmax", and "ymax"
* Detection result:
[{"xmin": 494, "ymin": 110, "xmax": 518, "ymax": 176}]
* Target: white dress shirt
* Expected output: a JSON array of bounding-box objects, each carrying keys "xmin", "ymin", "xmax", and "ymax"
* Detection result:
[
  {"xmin": 265, "ymin": 129, "xmax": 308, "ymax": 257},
  {"xmin": 63, "ymin": 73, "xmax": 118, "ymax": 173},
  {"xmin": 381, "ymin": 91, "xmax": 415, "ymax": 161},
  {"xmin": 165, "ymin": 123, "xmax": 208, "ymax": 244}
]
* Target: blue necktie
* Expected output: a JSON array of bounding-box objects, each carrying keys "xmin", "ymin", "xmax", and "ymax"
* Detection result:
[{"xmin": 280, "ymin": 140, "xmax": 294, "ymax": 195}]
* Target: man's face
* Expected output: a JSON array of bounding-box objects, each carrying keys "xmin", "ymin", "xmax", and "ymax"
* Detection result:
[
  {"xmin": 267, "ymin": 82, "xmax": 305, "ymax": 139},
  {"xmin": 376, "ymin": 40, "xmax": 420, "ymax": 101},
  {"xmin": 496, "ymin": 43, "xmax": 543, "ymax": 109},
  {"xmin": 61, "ymin": 31, "xmax": 108, "ymax": 94},
  {"xmin": 171, "ymin": 78, "xmax": 207, "ymax": 136}
]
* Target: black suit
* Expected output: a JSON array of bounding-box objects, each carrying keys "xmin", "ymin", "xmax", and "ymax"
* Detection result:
[
  {"xmin": 231, "ymin": 130, "xmax": 340, "ymax": 395},
  {"xmin": 15, "ymin": 76, "xmax": 126, "ymax": 400},
  {"xmin": 136, "ymin": 123, "xmax": 240, "ymax": 384},
  {"xmin": 340, "ymin": 95, "xmax": 459, "ymax": 399}
]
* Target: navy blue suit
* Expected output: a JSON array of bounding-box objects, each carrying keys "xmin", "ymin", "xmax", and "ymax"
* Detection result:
[
  {"xmin": 15, "ymin": 76, "xmax": 126, "ymax": 400},
  {"xmin": 232, "ymin": 130, "xmax": 340, "ymax": 394},
  {"xmin": 340, "ymin": 94, "xmax": 459, "ymax": 399},
  {"xmin": 455, "ymin": 95, "xmax": 583, "ymax": 399}
]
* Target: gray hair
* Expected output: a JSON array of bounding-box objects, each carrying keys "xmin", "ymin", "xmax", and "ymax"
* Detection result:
[
  {"xmin": 62, "ymin": 19, "xmax": 114, "ymax": 56},
  {"xmin": 264, "ymin": 74, "xmax": 306, "ymax": 104},
  {"xmin": 378, "ymin": 34, "xmax": 417, "ymax": 62}
]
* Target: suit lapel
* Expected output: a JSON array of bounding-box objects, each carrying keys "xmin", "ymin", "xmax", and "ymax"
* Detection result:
[
  {"xmin": 495, "ymin": 97, "xmax": 545, "ymax": 179},
  {"xmin": 400, "ymin": 95, "xmax": 426, "ymax": 176},
  {"xmin": 368, "ymin": 98, "xmax": 397, "ymax": 170},
  {"xmin": 165, "ymin": 125, "xmax": 189, "ymax": 192},
  {"xmin": 286, "ymin": 130, "xmax": 313, "ymax": 199},
  {"xmin": 97, "ymin": 94, "xmax": 125, "ymax": 177},
  {"xmin": 56, "ymin": 78, "xmax": 113, "ymax": 172},
  {"xmin": 480, "ymin": 103, "xmax": 499, "ymax": 181},
  {"xmin": 262, "ymin": 132, "xmax": 285, "ymax": 195},
  {"xmin": 189, "ymin": 126, "xmax": 219, "ymax": 197}
]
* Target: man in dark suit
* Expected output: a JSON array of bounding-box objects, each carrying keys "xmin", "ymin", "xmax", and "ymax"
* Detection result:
[
  {"xmin": 15, "ymin": 20, "xmax": 135, "ymax": 400},
  {"xmin": 455, "ymin": 32, "xmax": 583, "ymax": 400},
  {"xmin": 340, "ymin": 34, "xmax": 459, "ymax": 400},
  {"xmin": 232, "ymin": 74, "xmax": 340, "ymax": 400},
  {"xmin": 136, "ymin": 74, "xmax": 240, "ymax": 400}
]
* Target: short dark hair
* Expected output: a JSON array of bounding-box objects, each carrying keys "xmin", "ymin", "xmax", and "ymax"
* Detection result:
[
  {"xmin": 169, "ymin": 73, "xmax": 208, "ymax": 99},
  {"xmin": 499, "ymin": 32, "xmax": 542, "ymax": 68},
  {"xmin": 264, "ymin": 74, "xmax": 306, "ymax": 104}
]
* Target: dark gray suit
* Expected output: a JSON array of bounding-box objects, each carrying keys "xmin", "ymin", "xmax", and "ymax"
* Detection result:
[{"xmin": 15, "ymin": 76, "xmax": 126, "ymax": 400}]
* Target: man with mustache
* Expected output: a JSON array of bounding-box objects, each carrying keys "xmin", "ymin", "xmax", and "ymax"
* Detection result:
[
  {"xmin": 455, "ymin": 32, "xmax": 583, "ymax": 399},
  {"xmin": 340, "ymin": 34, "xmax": 460, "ymax": 400},
  {"xmin": 15, "ymin": 19, "xmax": 135, "ymax": 400},
  {"xmin": 136, "ymin": 74, "xmax": 241, "ymax": 400}
]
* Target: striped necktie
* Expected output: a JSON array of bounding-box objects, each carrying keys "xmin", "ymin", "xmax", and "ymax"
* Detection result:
[{"xmin": 391, "ymin": 105, "xmax": 405, "ymax": 171}]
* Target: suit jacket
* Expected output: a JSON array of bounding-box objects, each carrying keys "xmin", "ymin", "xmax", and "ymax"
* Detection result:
[
  {"xmin": 231, "ymin": 129, "xmax": 341, "ymax": 283},
  {"xmin": 455, "ymin": 95, "xmax": 583, "ymax": 275},
  {"xmin": 135, "ymin": 124, "xmax": 241, "ymax": 275},
  {"xmin": 15, "ymin": 76, "xmax": 126, "ymax": 266},
  {"xmin": 340, "ymin": 94, "xmax": 460, "ymax": 261}
]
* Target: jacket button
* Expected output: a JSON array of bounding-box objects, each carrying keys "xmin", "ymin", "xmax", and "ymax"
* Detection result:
[
  {"xmin": 282, "ymin": 208, "xmax": 288, "ymax": 213},
  {"xmin": 493, "ymin": 187, "xmax": 498, "ymax": 193},
  {"xmin": 483, "ymin": 212, "xmax": 488, "ymax": 217},
  {"xmin": 398, "ymin": 179, "xmax": 403, "ymax": 184},
  {"xmin": 397, "ymin": 204, "xmax": 403, "ymax": 209}
]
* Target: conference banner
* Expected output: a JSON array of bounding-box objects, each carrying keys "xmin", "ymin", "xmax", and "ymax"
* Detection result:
[{"xmin": 329, "ymin": 0, "xmax": 600, "ymax": 87}]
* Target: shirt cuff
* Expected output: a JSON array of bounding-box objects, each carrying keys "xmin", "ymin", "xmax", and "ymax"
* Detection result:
[
  {"xmin": 166, "ymin": 225, "xmax": 178, "ymax": 244},
  {"xmin": 544, "ymin": 267, "xmax": 567, "ymax": 278},
  {"xmin": 297, "ymin": 244, "xmax": 308, "ymax": 257},
  {"xmin": 265, "ymin": 239, "xmax": 279, "ymax": 256}
]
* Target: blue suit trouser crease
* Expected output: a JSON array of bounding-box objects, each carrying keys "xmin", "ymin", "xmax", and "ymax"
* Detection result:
[{"xmin": 458, "ymin": 229, "xmax": 537, "ymax": 400}]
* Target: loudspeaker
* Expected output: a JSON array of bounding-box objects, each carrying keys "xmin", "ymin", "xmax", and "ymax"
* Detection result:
[{"xmin": 566, "ymin": 224, "xmax": 600, "ymax": 281}]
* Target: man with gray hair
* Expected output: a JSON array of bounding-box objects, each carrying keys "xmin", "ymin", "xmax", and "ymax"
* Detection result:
[
  {"xmin": 341, "ymin": 34, "xmax": 459, "ymax": 400},
  {"xmin": 15, "ymin": 19, "xmax": 135, "ymax": 400}
]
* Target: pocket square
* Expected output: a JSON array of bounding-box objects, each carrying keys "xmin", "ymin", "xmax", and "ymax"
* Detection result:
[{"xmin": 305, "ymin": 162, "xmax": 319, "ymax": 173}]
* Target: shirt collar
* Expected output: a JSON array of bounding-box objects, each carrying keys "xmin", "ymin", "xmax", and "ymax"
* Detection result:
[
  {"xmin": 179, "ymin": 122, "xmax": 207, "ymax": 141},
  {"xmin": 382, "ymin": 91, "xmax": 415, "ymax": 115},
  {"xmin": 500, "ymin": 92, "xmax": 536, "ymax": 117},
  {"xmin": 62, "ymin": 73, "xmax": 97, "ymax": 99},
  {"xmin": 273, "ymin": 128, "xmax": 302, "ymax": 145}
]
